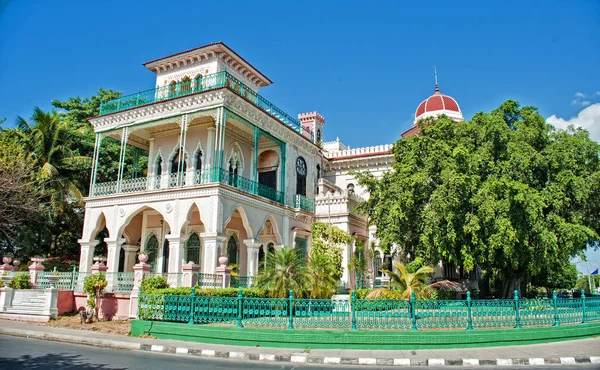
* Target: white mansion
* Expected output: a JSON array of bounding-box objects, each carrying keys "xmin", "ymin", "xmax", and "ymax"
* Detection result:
[{"xmin": 78, "ymin": 43, "xmax": 465, "ymax": 289}]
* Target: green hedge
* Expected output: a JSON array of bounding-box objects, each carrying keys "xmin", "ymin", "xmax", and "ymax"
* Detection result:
[{"xmin": 145, "ymin": 286, "xmax": 268, "ymax": 298}]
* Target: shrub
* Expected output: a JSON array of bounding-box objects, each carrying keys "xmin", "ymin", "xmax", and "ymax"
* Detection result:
[
  {"xmin": 355, "ymin": 289, "xmax": 372, "ymax": 299},
  {"xmin": 9, "ymin": 273, "xmax": 31, "ymax": 289},
  {"xmin": 144, "ymin": 286, "xmax": 268, "ymax": 298},
  {"xmin": 83, "ymin": 273, "xmax": 107, "ymax": 319},
  {"xmin": 140, "ymin": 276, "xmax": 169, "ymax": 293}
]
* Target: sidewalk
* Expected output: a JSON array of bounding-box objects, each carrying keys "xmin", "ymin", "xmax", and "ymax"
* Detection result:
[{"xmin": 0, "ymin": 319, "xmax": 599, "ymax": 366}]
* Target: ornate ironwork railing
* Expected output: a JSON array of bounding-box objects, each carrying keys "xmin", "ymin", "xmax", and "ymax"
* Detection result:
[
  {"xmin": 231, "ymin": 275, "xmax": 253, "ymax": 288},
  {"xmin": 90, "ymin": 167, "xmax": 290, "ymax": 207},
  {"xmin": 98, "ymin": 71, "xmax": 313, "ymax": 140},
  {"xmin": 36, "ymin": 272, "xmax": 75, "ymax": 290},
  {"xmin": 196, "ymin": 273, "xmax": 223, "ymax": 288},
  {"xmin": 293, "ymin": 194, "xmax": 315, "ymax": 212},
  {"xmin": 105, "ymin": 272, "xmax": 135, "ymax": 293},
  {"xmin": 137, "ymin": 290, "xmax": 600, "ymax": 331}
]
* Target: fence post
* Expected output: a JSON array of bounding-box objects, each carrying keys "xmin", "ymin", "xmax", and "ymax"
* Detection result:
[
  {"xmin": 237, "ymin": 287, "xmax": 243, "ymax": 328},
  {"xmin": 288, "ymin": 290, "xmax": 294, "ymax": 330},
  {"xmin": 467, "ymin": 291, "xmax": 473, "ymax": 330},
  {"xmin": 71, "ymin": 266, "xmax": 77, "ymax": 290},
  {"xmin": 553, "ymin": 290, "xmax": 559, "ymax": 326},
  {"xmin": 582, "ymin": 290, "xmax": 587, "ymax": 324},
  {"xmin": 514, "ymin": 290, "xmax": 521, "ymax": 328},
  {"xmin": 410, "ymin": 291, "xmax": 417, "ymax": 331},
  {"xmin": 351, "ymin": 290, "xmax": 357, "ymax": 330},
  {"xmin": 188, "ymin": 287, "xmax": 195, "ymax": 325}
]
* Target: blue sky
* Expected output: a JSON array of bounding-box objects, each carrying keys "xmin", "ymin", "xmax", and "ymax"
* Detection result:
[{"xmin": 0, "ymin": 0, "xmax": 599, "ymax": 273}]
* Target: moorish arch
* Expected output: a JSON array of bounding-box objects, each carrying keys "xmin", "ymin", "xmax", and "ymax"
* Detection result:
[
  {"xmin": 256, "ymin": 214, "xmax": 283, "ymax": 245},
  {"xmin": 222, "ymin": 204, "xmax": 254, "ymax": 240},
  {"xmin": 116, "ymin": 204, "xmax": 173, "ymax": 240}
]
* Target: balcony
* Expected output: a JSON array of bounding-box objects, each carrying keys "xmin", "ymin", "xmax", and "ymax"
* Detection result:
[
  {"xmin": 98, "ymin": 71, "xmax": 313, "ymax": 141},
  {"xmin": 294, "ymin": 194, "xmax": 315, "ymax": 213},
  {"xmin": 90, "ymin": 167, "xmax": 288, "ymax": 206}
]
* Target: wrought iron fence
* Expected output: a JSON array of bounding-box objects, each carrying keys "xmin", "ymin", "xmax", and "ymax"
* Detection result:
[
  {"xmin": 231, "ymin": 275, "xmax": 253, "ymax": 288},
  {"xmin": 137, "ymin": 290, "xmax": 600, "ymax": 331},
  {"xmin": 196, "ymin": 273, "xmax": 223, "ymax": 288},
  {"xmin": 36, "ymin": 271, "xmax": 76, "ymax": 290},
  {"xmin": 98, "ymin": 71, "xmax": 313, "ymax": 141}
]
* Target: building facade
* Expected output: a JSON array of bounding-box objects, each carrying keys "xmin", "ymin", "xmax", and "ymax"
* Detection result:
[{"xmin": 78, "ymin": 42, "xmax": 468, "ymax": 290}]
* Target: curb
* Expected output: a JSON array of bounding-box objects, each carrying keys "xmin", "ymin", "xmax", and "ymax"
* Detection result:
[{"xmin": 1, "ymin": 327, "xmax": 599, "ymax": 366}]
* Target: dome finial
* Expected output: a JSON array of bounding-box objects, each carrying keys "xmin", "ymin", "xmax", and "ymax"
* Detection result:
[{"xmin": 434, "ymin": 65, "xmax": 439, "ymax": 93}]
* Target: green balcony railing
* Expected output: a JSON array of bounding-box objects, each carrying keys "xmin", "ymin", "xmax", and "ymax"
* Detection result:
[
  {"xmin": 138, "ymin": 289, "xmax": 600, "ymax": 331},
  {"xmin": 294, "ymin": 194, "xmax": 315, "ymax": 212},
  {"xmin": 98, "ymin": 71, "xmax": 313, "ymax": 141},
  {"xmin": 91, "ymin": 167, "xmax": 286, "ymax": 206}
]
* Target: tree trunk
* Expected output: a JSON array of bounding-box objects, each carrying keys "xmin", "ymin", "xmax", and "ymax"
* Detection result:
[{"xmin": 501, "ymin": 276, "xmax": 522, "ymax": 299}]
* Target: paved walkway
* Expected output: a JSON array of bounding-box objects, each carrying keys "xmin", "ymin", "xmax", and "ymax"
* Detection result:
[{"xmin": 0, "ymin": 320, "xmax": 599, "ymax": 366}]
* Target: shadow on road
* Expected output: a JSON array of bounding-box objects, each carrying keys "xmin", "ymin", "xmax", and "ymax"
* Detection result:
[{"xmin": 0, "ymin": 353, "xmax": 126, "ymax": 370}]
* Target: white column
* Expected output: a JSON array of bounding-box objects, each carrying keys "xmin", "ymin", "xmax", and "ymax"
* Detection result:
[
  {"xmin": 341, "ymin": 240, "xmax": 353, "ymax": 288},
  {"xmin": 122, "ymin": 245, "xmax": 139, "ymax": 272},
  {"xmin": 206, "ymin": 127, "xmax": 216, "ymax": 170},
  {"xmin": 166, "ymin": 235, "xmax": 187, "ymax": 286},
  {"xmin": 77, "ymin": 239, "xmax": 99, "ymax": 273},
  {"xmin": 105, "ymin": 237, "xmax": 125, "ymax": 273},
  {"xmin": 244, "ymin": 239, "xmax": 262, "ymax": 278},
  {"xmin": 200, "ymin": 232, "xmax": 227, "ymax": 274}
]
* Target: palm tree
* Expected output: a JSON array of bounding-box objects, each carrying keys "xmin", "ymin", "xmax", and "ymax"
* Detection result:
[
  {"xmin": 308, "ymin": 253, "xmax": 339, "ymax": 298},
  {"xmin": 367, "ymin": 261, "xmax": 461, "ymax": 299},
  {"xmin": 16, "ymin": 107, "xmax": 90, "ymax": 213},
  {"xmin": 254, "ymin": 247, "xmax": 309, "ymax": 298}
]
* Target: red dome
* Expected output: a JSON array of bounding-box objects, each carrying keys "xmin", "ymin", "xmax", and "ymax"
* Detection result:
[{"xmin": 415, "ymin": 85, "xmax": 461, "ymax": 120}]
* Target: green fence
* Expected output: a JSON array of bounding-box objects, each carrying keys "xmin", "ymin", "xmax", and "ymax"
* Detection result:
[{"xmin": 138, "ymin": 289, "xmax": 600, "ymax": 331}]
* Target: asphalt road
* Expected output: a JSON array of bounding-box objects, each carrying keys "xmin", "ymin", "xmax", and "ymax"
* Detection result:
[{"xmin": 0, "ymin": 334, "xmax": 598, "ymax": 369}]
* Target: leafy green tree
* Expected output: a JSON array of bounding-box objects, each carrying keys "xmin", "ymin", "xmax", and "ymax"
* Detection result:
[
  {"xmin": 16, "ymin": 107, "xmax": 90, "ymax": 212},
  {"xmin": 356, "ymin": 101, "xmax": 600, "ymax": 298},
  {"xmin": 310, "ymin": 222, "xmax": 351, "ymax": 285},
  {"xmin": 254, "ymin": 247, "xmax": 309, "ymax": 298},
  {"xmin": 530, "ymin": 261, "xmax": 578, "ymax": 294},
  {"xmin": 367, "ymin": 261, "xmax": 460, "ymax": 299},
  {"xmin": 575, "ymin": 275, "xmax": 600, "ymax": 292}
]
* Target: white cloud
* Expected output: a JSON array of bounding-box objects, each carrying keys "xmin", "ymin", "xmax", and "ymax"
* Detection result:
[
  {"xmin": 547, "ymin": 103, "xmax": 600, "ymax": 142},
  {"xmin": 575, "ymin": 92, "xmax": 585, "ymax": 98},
  {"xmin": 581, "ymin": 101, "xmax": 591, "ymax": 107}
]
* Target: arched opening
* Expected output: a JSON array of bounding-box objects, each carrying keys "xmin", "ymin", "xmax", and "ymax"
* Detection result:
[
  {"xmin": 227, "ymin": 234, "xmax": 239, "ymax": 265},
  {"xmin": 347, "ymin": 183, "xmax": 355, "ymax": 195},
  {"xmin": 181, "ymin": 76, "xmax": 191, "ymax": 94},
  {"xmin": 170, "ymin": 148, "xmax": 186, "ymax": 187},
  {"xmin": 258, "ymin": 245, "xmax": 265, "ymax": 270},
  {"xmin": 155, "ymin": 156, "xmax": 163, "ymax": 189},
  {"xmin": 168, "ymin": 81, "xmax": 177, "ymax": 97},
  {"xmin": 226, "ymin": 143, "xmax": 243, "ymax": 187},
  {"xmin": 185, "ymin": 233, "xmax": 201, "ymax": 264},
  {"xmin": 316, "ymin": 128, "xmax": 322, "ymax": 143},
  {"xmin": 258, "ymin": 150, "xmax": 279, "ymax": 190},
  {"xmin": 161, "ymin": 238, "xmax": 170, "ymax": 273},
  {"xmin": 145, "ymin": 234, "xmax": 159, "ymax": 272},
  {"xmin": 118, "ymin": 247, "xmax": 125, "ymax": 272},
  {"xmin": 296, "ymin": 156, "xmax": 307, "ymax": 196},
  {"xmin": 194, "ymin": 74, "xmax": 202, "ymax": 91}
]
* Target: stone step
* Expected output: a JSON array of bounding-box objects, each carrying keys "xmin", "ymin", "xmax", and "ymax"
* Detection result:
[{"xmin": 5, "ymin": 308, "xmax": 45, "ymax": 314}]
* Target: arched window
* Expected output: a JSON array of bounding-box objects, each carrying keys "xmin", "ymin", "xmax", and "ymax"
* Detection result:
[
  {"xmin": 316, "ymin": 128, "xmax": 322, "ymax": 143},
  {"xmin": 181, "ymin": 76, "xmax": 191, "ymax": 94},
  {"xmin": 161, "ymin": 238, "xmax": 170, "ymax": 273},
  {"xmin": 155, "ymin": 156, "xmax": 163, "ymax": 189},
  {"xmin": 145, "ymin": 235, "xmax": 159, "ymax": 272},
  {"xmin": 118, "ymin": 246, "xmax": 125, "ymax": 272},
  {"xmin": 347, "ymin": 183, "xmax": 355, "ymax": 195},
  {"xmin": 227, "ymin": 234, "xmax": 239, "ymax": 265},
  {"xmin": 170, "ymin": 149, "xmax": 186, "ymax": 187},
  {"xmin": 226, "ymin": 144, "xmax": 243, "ymax": 187},
  {"xmin": 194, "ymin": 150, "xmax": 203, "ymax": 183},
  {"xmin": 168, "ymin": 81, "xmax": 177, "ymax": 97},
  {"xmin": 194, "ymin": 74, "xmax": 202, "ymax": 91},
  {"xmin": 258, "ymin": 245, "xmax": 265, "ymax": 270},
  {"xmin": 296, "ymin": 157, "xmax": 307, "ymax": 196},
  {"xmin": 258, "ymin": 150, "xmax": 279, "ymax": 190},
  {"xmin": 185, "ymin": 233, "xmax": 201, "ymax": 264},
  {"xmin": 316, "ymin": 164, "xmax": 321, "ymax": 180}
]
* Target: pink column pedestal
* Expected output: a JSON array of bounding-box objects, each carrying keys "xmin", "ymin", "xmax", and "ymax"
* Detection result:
[
  {"xmin": 215, "ymin": 256, "xmax": 231, "ymax": 288},
  {"xmin": 129, "ymin": 254, "xmax": 151, "ymax": 319},
  {"xmin": 1, "ymin": 256, "xmax": 14, "ymax": 273},
  {"xmin": 28, "ymin": 259, "xmax": 45, "ymax": 287},
  {"xmin": 182, "ymin": 262, "xmax": 200, "ymax": 287}
]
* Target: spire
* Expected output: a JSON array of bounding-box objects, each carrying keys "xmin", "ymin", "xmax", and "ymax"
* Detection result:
[{"xmin": 434, "ymin": 66, "xmax": 439, "ymax": 93}]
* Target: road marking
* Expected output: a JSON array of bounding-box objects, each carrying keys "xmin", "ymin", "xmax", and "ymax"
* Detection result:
[{"xmin": 150, "ymin": 345, "xmax": 164, "ymax": 352}]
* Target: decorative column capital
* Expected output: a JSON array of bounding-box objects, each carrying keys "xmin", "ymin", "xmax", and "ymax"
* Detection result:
[
  {"xmin": 165, "ymin": 234, "xmax": 188, "ymax": 244},
  {"xmin": 78, "ymin": 239, "xmax": 100, "ymax": 248},
  {"xmin": 200, "ymin": 232, "xmax": 228, "ymax": 243},
  {"xmin": 104, "ymin": 237, "xmax": 126, "ymax": 246},
  {"xmin": 243, "ymin": 239, "xmax": 262, "ymax": 249}
]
